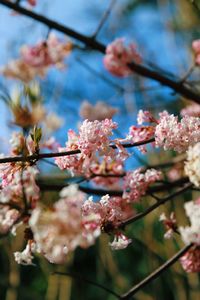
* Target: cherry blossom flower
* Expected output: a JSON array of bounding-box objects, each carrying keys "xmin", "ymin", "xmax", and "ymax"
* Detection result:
[
  {"xmin": 159, "ymin": 212, "xmax": 177, "ymax": 239},
  {"xmin": 1, "ymin": 59, "xmax": 46, "ymax": 82},
  {"xmin": 104, "ymin": 38, "xmax": 142, "ymax": 77},
  {"xmin": 127, "ymin": 125, "xmax": 155, "ymax": 153},
  {"xmin": 78, "ymin": 119, "xmax": 117, "ymax": 156},
  {"xmin": 29, "ymin": 185, "xmax": 101, "ymax": 264},
  {"xmin": 184, "ymin": 142, "xmax": 200, "ymax": 187},
  {"xmin": 179, "ymin": 200, "xmax": 200, "ymax": 246},
  {"xmin": 109, "ymin": 233, "xmax": 132, "ymax": 250},
  {"xmin": 0, "ymin": 166, "xmax": 40, "ymax": 208},
  {"xmin": 1, "ymin": 34, "xmax": 72, "ymax": 82},
  {"xmin": 43, "ymin": 113, "xmax": 64, "ymax": 134},
  {"xmin": 167, "ymin": 162, "xmax": 184, "ymax": 181},
  {"xmin": 41, "ymin": 136, "xmax": 60, "ymax": 152},
  {"xmin": 0, "ymin": 205, "xmax": 20, "ymax": 234},
  {"xmin": 137, "ymin": 110, "xmax": 158, "ymax": 125},
  {"xmin": 123, "ymin": 168, "xmax": 162, "ymax": 202},
  {"xmin": 192, "ymin": 39, "xmax": 200, "ymax": 65},
  {"xmin": 0, "ymin": 132, "xmax": 40, "ymax": 208},
  {"xmin": 90, "ymin": 158, "xmax": 124, "ymax": 188},
  {"xmin": 21, "ymin": 33, "xmax": 72, "ymax": 69},
  {"xmin": 126, "ymin": 109, "xmax": 157, "ymax": 153},
  {"xmin": 55, "ymin": 119, "xmax": 123, "ymax": 177},
  {"xmin": 155, "ymin": 111, "xmax": 200, "ymax": 153},
  {"xmin": 82, "ymin": 195, "xmax": 134, "ymax": 250},
  {"xmin": 80, "ymin": 101, "xmax": 118, "ymax": 121},
  {"xmin": 14, "ymin": 242, "xmax": 35, "ymax": 266},
  {"xmin": 180, "ymin": 247, "xmax": 200, "ymax": 273},
  {"xmin": 82, "ymin": 194, "xmax": 134, "ymax": 232},
  {"xmin": 181, "ymin": 102, "xmax": 200, "ymax": 118}
]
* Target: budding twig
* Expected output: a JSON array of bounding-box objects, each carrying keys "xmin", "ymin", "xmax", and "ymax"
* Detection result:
[{"xmin": 0, "ymin": 138, "xmax": 155, "ymax": 164}]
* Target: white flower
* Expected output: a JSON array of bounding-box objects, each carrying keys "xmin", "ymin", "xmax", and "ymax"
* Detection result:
[
  {"xmin": 185, "ymin": 143, "xmax": 200, "ymax": 187},
  {"xmin": 109, "ymin": 233, "xmax": 132, "ymax": 250},
  {"xmin": 14, "ymin": 243, "xmax": 35, "ymax": 266},
  {"xmin": 179, "ymin": 200, "xmax": 200, "ymax": 245}
]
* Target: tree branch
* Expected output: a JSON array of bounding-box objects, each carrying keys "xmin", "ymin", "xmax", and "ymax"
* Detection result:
[
  {"xmin": 92, "ymin": 0, "xmax": 117, "ymax": 38},
  {"xmin": 0, "ymin": 0, "xmax": 105, "ymax": 52},
  {"xmin": 120, "ymin": 244, "xmax": 193, "ymax": 299},
  {"xmin": 120, "ymin": 183, "xmax": 192, "ymax": 228},
  {"xmin": 0, "ymin": 138, "xmax": 155, "ymax": 164},
  {"xmin": 1, "ymin": 1, "xmax": 200, "ymax": 103},
  {"xmin": 37, "ymin": 177, "xmax": 190, "ymax": 195}
]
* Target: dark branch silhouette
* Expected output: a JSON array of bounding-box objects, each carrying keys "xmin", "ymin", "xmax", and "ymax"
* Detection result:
[
  {"xmin": 1, "ymin": 1, "xmax": 200, "ymax": 103},
  {"xmin": 120, "ymin": 244, "xmax": 193, "ymax": 299}
]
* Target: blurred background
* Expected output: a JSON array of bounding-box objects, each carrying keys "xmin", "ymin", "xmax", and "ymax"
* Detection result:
[{"xmin": 0, "ymin": 0, "xmax": 200, "ymax": 299}]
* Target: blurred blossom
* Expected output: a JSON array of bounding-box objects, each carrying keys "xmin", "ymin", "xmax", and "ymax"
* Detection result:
[
  {"xmin": 80, "ymin": 101, "xmax": 118, "ymax": 121},
  {"xmin": 104, "ymin": 38, "xmax": 142, "ymax": 77},
  {"xmin": 43, "ymin": 113, "xmax": 64, "ymax": 134},
  {"xmin": 180, "ymin": 247, "xmax": 200, "ymax": 273},
  {"xmin": 192, "ymin": 39, "xmax": 200, "ymax": 65},
  {"xmin": 181, "ymin": 102, "xmax": 200, "ymax": 118},
  {"xmin": 179, "ymin": 200, "xmax": 200, "ymax": 245},
  {"xmin": 159, "ymin": 212, "xmax": 177, "ymax": 239},
  {"xmin": 184, "ymin": 142, "xmax": 200, "ymax": 187}
]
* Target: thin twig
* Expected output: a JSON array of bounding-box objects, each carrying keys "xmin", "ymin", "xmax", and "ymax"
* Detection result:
[
  {"xmin": 0, "ymin": 138, "xmax": 155, "ymax": 164},
  {"xmin": 92, "ymin": 0, "xmax": 117, "ymax": 38},
  {"xmin": 179, "ymin": 65, "xmax": 196, "ymax": 84},
  {"xmin": 120, "ymin": 183, "xmax": 192, "ymax": 228},
  {"xmin": 37, "ymin": 177, "xmax": 190, "ymax": 195},
  {"xmin": 120, "ymin": 244, "xmax": 193, "ymax": 299},
  {"xmin": 1, "ymin": 1, "xmax": 200, "ymax": 103}
]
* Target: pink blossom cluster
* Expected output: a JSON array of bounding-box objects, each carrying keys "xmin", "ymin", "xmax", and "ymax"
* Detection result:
[
  {"xmin": 29, "ymin": 185, "xmax": 101, "ymax": 264},
  {"xmin": 80, "ymin": 101, "xmax": 118, "ymax": 121},
  {"xmin": 127, "ymin": 110, "xmax": 156, "ymax": 153},
  {"xmin": 127, "ymin": 125, "xmax": 155, "ymax": 153},
  {"xmin": 0, "ymin": 132, "xmax": 40, "ymax": 214},
  {"xmin": 21, "ymin": 33, "xmax": 72, "ymax": 69},
  {"xmin": 1, "ymin": 59, "xmax": 46, "ymax": 83},
  {"xmin": 78, "ymin": 119, "xmax": 117, "ymax": 156},
  {"xmin": 181, "ymin": 102, "xmax": 200, "ymax": 118},
  {"xmin": 137, "ymin": 110, "xmax": 158, "ymax": 125},
  {"xmin": 82, "ymin": 194, "xmax": 134, "ymax": 231},
  {"xmin": 179, "ymin": 200, "xmax": 200, "ymax": 272},
  {"xmin": 104, "ymin": 38, "xmax": 142, "ymax": 77},
  {"xmin": 1, "ymin": 34, "xmax": 72, "ymax": 82},
  {"xmin": 90, "ymin": 158, "xmax": 124, "ymax": 188},
  {"xmin": 55, "ymin": 119, "xmax": 127, "ymax": 177},
  {"xmin": 14, "ymin": 187, "xmax": 135, "ymax": 264},
  {"xmin": 0, "ymin": 205, "xmax": 20, "ymax": 235},
  {"xmin": 0, "ymin": 166, "xmax": 40, "ymax": 207},
  {"xmin": 82, "ymin": 194, "xmax": 134, "ymax": 250},
  {"xmin": 180, "ymin": 247, "xmax": 200, "ymax": 273},
  {"xmin": 167, "ymin": 162, "xmax": 184, "ymax": 181},
  {"xmin": 192, "ymin": 39, "xmax": 200, "ymax": 65},
  {"xmin": 155, "ymin": 111, "xmax": 200, "ymax": 153},
  {"xmin": 123, "ymin": 168, "xmax": 162, "ymax": 202}
]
